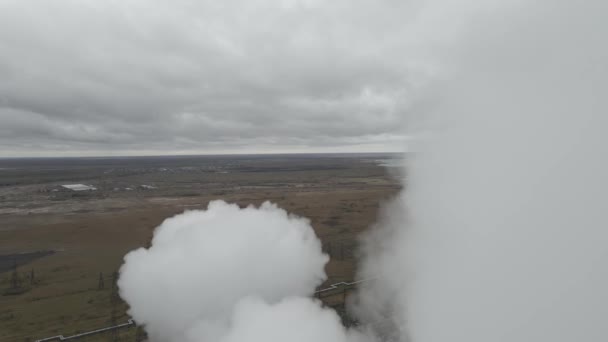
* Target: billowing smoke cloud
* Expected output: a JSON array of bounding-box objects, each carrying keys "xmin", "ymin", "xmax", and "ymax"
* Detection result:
[
  {"xmin": 118, "ymin": 201, "xmax": 363, "ymax": 342},
  {"xmin": 214, "ymin": 297, "xmax": 364, "ymax": 342},
  {"xmin": 348, "ymin": 195, "xmax": 409, "ymax": 341},
  {"xmin": 355, "ymin": 0, "xmax": 608, "ymax": 341},
  {"xmin": 117, "ymin": 1, "xmax": 608, "ymax": 341}
]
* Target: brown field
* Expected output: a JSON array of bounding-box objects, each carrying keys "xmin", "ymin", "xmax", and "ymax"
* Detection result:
[{"xmin": 0, "ymin": 154, "xmax": 400, "ymax": 341}]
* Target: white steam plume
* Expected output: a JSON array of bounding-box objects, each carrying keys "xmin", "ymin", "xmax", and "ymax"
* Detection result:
[
  {"xmin": 118, "ymin": 200, "xmax": 363, "ymax": 342},
  {"xmin": 355, "ymin": 0, "xmax": 608, "ymax": 341},
  {"xmin": 117, "ymin": 1, "xmax": 608, "ymax": 341}
]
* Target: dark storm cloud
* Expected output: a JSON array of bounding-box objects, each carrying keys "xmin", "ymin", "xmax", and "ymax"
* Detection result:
[{"xmin": 0, "ymin": 0, "xmax": 419, "ymax": 156}]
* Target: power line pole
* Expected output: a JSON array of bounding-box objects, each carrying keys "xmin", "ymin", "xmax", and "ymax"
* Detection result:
[
  {"xmin": 110, "ymin": 271, "xmax": 120, "ymax": 342},
  {"xmin": 9, "ymin": 259, "xmax": 21, "ymax": 291},
  {"xmin": 98, "ymin": 272, "xmax": 105, "ymax": 290},
  {"xmin": 135, "ymin": 326, "xmax": 146, "ymax": 342}
]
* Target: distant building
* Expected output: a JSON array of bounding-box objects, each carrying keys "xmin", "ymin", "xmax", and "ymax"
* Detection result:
[{"xmin": 60, "ymin": 184, "xmax": 97, "ymax": 191}]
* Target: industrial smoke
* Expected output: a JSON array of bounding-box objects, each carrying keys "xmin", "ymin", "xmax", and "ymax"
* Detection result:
[
  {"xmin": 118, "ymin": 1, "xmax": 608, "ymax": 342},
  {"xmin": 354, "ymin": 0, "xmax": 608, "ymax": 342},
  {"xmin": 118, "ymin": 201, "xmax": 364, "ymax": 342}
]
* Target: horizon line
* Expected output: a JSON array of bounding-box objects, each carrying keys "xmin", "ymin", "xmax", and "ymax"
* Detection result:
[{"xmin": 0, "ymin": 151, "xmax": 404, "ymax": 160}]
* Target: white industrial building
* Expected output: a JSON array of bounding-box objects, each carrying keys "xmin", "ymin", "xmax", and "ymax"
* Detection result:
[{"xmin": 60, "ymin": 184, "xmax": 97, "ymax": 191}]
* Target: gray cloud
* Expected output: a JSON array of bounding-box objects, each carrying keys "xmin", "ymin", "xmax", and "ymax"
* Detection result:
[{"xmin": 0, "ymin": 0, "xmax": 417, "ymax": 156}]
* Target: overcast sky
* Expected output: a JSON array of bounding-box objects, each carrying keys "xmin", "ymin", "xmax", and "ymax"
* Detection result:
[{"xmin": 0, "ymin": 0, "xmax": 432, "ymax": 157}]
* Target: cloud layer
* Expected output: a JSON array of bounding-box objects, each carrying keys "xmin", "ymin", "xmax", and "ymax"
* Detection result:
[{"xmin": 0, "ymin": 0, "xmax": 419, "ymax": 156}]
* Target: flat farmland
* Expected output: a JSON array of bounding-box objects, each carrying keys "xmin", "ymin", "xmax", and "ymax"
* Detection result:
[{"xmin": 0, "ymin": 154, "xmax": 401, "ymax": 341}]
